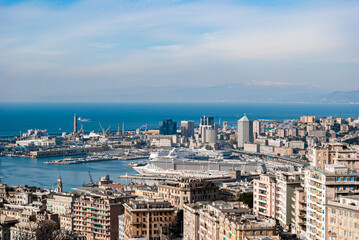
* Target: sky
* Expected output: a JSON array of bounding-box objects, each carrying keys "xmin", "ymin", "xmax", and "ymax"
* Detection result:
[{"xmin": 0, "ymin": 0, "xmax": 358, "ymax": 102}]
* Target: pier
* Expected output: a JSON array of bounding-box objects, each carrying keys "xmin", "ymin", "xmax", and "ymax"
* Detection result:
[{"xmin": 45, "ymin": 155, "xmax": 148, "ymax": 165}]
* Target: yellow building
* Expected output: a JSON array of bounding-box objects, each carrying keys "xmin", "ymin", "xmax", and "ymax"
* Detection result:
[
  {"xmin": 220, "ymin": 215, "xmax": 277, "ymax": 240},
  {"xmin": 122, "ymin": 197, "xmax": 175, "ymax": 240},
  {"xmin": 73, "ymin": 194, "xmax": 130, "ymax": 240},
  {"xmin": 327, "ymin": 195, "xmax": 359, "ymax": 240},
  {"xmin": 158, "ymin": 178, "xmax": 219, "ymax": 210}
]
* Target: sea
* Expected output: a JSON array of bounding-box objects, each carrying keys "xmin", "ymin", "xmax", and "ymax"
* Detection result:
[
  {"xmin": 0, "ymin": 102, "xmax": 358, "ymax": 190},
  {"xmin": 0, "ymin": 102, "xmax": 358, "ymax": 137}
]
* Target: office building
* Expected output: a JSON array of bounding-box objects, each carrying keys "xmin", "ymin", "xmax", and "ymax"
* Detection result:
[
  {"xmin": 204, "ymin": 128, "xmax": 217, "ymax": 144},
  {"xmin": 122, "ymin": 197, "xmax": 175, "ymax": 240},
  {"xmin": 200, "ymin": 116, "xmax": 214, "ymax": 126},
  {"xmin": 238, "ymin": 115, "xmax": 253, "ymax": 148},
  {"xmin": 159, "ymin": 119, "xmax": 177, "ymax": 135},
  {"xmin": 181, "ymin": 120, "xmax": 195, "ymax": 138},
  {"xmin": 199, "ymin": 116, "xmax": 215, "ymax": 143},
  {"xmin": 253, "ymin": 120, "xmax": 261, "ymax": 139}
]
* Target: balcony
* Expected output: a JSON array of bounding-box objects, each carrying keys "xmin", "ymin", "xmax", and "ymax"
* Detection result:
[{"xmin": 131, "ymin": 221, "xmax": 143, "ymax": 225}]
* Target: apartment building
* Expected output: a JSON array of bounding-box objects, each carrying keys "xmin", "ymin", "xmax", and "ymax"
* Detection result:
[
  {"xmin": 275, "ymin": 172, "xmax": 302, "ymax": 229},
  {"xmin": 73, "ymin": 194, "xmax": 130, "ymax": 240},
  {"xmin": 300, "ymin": 116, "xmax": 316, "ymax": 123},
  {"xmin": 47, "ymin": 193, "xmax": 78, "ymax": 230},
  {"xmin": 220, "ymin": 215, "xmax": 277, "ymax": 240},
  {"xmin": 327, "ymin": 195, "xmax": 359, "ymax": 240},
  {"xmin": 0, "ymin": 215, "xmax": 17, "ymax": 240},
  {"xmin": 291, "ymin": 187, "xmax": 306, "ymax": 239},
  {"xmin": 158, "ymin": 178, "xmax": 219, "ymax": 210},
  {"xmin": 122, "ymin": 197, "xmax": 176, "ymax": 240},
  {"xmin": 253, "ymin": 174, "xmax": 276, "ymax": 218},
  {"xmin": 305, "ymin": 164, "xmax": 359, "ymax": 240},
  {"xmin": 183, "ymin": 202, "xmax": 205, "ymax": 240},
  {"xmin": 199, "ymin": 201, "xmax": 250, "ymax": 240},
  {"xmin": 184, "ymin": 201, "xmax": 276, "ymax": 240},
  {"xmin": 308, "ymin": 143, "xmax": 359, "ymax": 170},
  {"xmin": 0, "ymin": 183, "xmax": 8, "ymax": 199}
]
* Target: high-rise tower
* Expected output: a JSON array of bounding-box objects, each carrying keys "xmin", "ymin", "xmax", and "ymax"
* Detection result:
[
  {"xmin": 199, "ymin": 116, "xmax": 215, "ymax": 143},
  {"xmin": 159, "ymin": 119, "xmax": 177, "ymax": 135},
  {"xmin": 181, "ymin": 120, "xmax": 195, "ymax": 138},
  {"xmin": 237, "ymin": 115, "xmax": 253, "ymax": 148},
  {"xmin": 73, "ymin": 114, "xmax": 78, "ymax": 133}
]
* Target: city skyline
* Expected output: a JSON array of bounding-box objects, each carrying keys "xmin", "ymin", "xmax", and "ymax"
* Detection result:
[{"xmin": 0, "ymin": 0, "xmax": 358, "ymax": 102}]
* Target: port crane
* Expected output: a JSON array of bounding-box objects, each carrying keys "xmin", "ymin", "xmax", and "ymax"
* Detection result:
[
  {"xmin": 137, "ymin": 124, "xmax": 148, "ymax": 134},
  {"xmin": 88, "ymin": 171, "xmax": 94, "ymax": 184},
  {"xmin": 79, "ymin": 123, "xmax": 84, "ymax": 134},
  {"xmin": 99, "ymin": 121, "xmax": 111, "ymax": 136}
]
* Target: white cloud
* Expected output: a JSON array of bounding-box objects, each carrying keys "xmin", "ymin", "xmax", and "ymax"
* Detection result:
[
  {"xmin": 247, "ymin": 80, "xmax": 308, "ymax": 86},
  {"xmin": 0, "ymin": 0, "xmax": 358, "ymax": 101}
]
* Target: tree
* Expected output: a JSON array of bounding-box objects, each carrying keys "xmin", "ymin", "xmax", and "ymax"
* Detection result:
[
  {"xmin": 52, "ymin": 229, "xmax": 84, "ymax": 240},
  {"xmin": 35, "ymin": 220, "xmax": 59, "ymax": 240},
  {"xmin": 238, "ymin": 192, "xmax": 253, "ymax": 208}
]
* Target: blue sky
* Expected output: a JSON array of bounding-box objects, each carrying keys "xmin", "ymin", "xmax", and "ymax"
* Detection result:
[{"xmin": 0, "ymin": 0, "xmax": 358, "ymax": 102}]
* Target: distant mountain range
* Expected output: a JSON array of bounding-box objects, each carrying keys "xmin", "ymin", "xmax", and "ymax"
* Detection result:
[
  {"xmin": 41, "ymin": 83, "xmax": 359, "ymax": 104},
  {"xmin": 318, "ymin": 90, "xmax": 359, "ymax": 104}
]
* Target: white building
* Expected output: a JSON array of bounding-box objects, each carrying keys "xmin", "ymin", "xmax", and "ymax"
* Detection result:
[
  {"xmin": 305, "ymin": 164, "xmax": 359, "ymax": 240},
  {"xmin": 237, "ymin": 116, "xmax": 253, "ymax": 148},
  {"xmin": 275, "ymin": 172, "xmax": 302, "ymax": 229}
]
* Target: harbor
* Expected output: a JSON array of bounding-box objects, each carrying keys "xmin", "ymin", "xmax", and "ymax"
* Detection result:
[{"xmin": 44, "ymin": 154, "xmax": 148, "ymax": 165}]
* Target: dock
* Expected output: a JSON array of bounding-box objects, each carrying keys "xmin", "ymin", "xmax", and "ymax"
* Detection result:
[
  {"xmin": 45, "ymin": 155, "xmax": 148, "ymax": 165},
  {"xmin": 118, "ymin": 174, "xmax": 232, "ymax": 182}
]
